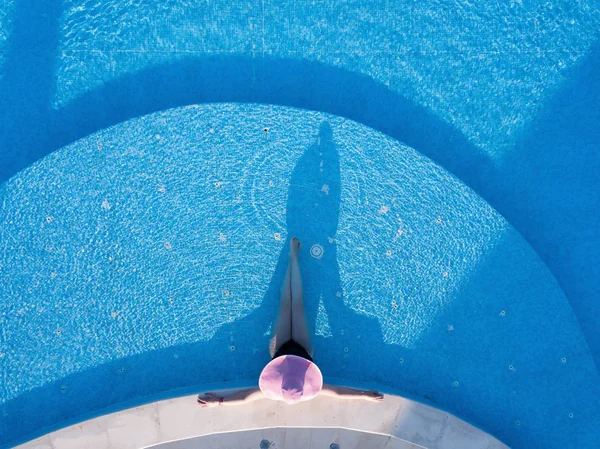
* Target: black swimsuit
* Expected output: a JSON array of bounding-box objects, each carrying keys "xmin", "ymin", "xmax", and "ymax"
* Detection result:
[{"xmin": 273, "ymin": 339, "xmax": 313, "ymax": 362}]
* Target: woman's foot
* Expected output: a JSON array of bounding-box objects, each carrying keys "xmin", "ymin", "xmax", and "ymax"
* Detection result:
[{"xmin": 290, "ymin": 237, "xmax": 301, "ymax": 258}]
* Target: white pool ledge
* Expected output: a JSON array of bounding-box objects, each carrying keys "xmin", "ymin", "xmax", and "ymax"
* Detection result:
[{"xmin": 17, "ymin": 392, "xmax": 509, "ymax": 449}]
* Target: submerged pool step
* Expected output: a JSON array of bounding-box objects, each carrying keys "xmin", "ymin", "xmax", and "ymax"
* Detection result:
[{"xmin": 1, "ymin": 104, "xmax": 597, "ymax": 449}]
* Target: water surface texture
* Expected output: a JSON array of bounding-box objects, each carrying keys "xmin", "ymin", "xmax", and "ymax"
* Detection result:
[
  {"xmin": 1, "ymin": 1, "xmax": 599, "ymax": 448},
  {"xmin": 1, "ymin": 0, "xmax": 598, "ymax": 363}
]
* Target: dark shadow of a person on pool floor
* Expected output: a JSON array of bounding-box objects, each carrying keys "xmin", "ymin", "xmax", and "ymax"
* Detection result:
[{"xmin": 196, "ymin": 121, "xmax": 396, "ymax": 406}]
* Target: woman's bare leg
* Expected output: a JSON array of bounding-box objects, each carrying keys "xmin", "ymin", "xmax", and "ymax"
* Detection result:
[
  {"xmin": 269, "ymin": 258, "xmax": 292, "ymax": 358},
  {"xmin": 290, "ymin": 237, "xmax": 314, "ymax": 358}
]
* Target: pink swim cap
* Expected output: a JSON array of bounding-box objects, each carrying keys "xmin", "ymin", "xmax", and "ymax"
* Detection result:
[{"xmin": 259, "ymin": 355, "xmax": 323, "ymax": 404}]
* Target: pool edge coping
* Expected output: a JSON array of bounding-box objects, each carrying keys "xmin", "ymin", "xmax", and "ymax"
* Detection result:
[{"xmin": 15, "ymin": 390, "xmax": 510, "ymax": 449}]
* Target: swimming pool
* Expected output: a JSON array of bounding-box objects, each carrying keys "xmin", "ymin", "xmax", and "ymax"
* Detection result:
[{"xmin": 1, "ymin": 1, "xmax": 599, "ymax": 448}]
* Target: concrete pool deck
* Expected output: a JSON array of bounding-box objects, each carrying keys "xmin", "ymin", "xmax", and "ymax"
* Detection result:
[{"xmin": 16, "ymin": 392, "xmax": 509, "ymax": 449}]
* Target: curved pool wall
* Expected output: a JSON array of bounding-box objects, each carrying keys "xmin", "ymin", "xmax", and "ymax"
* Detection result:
[
  {"xmin": 1, "ymin": 104, "xmax": 598, "ymax": 448},
  {"xmin": 1, "ymin": 0, "xmax": 599, "ymax": 368}
]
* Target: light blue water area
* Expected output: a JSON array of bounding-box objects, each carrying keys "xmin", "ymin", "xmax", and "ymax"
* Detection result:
[
  {"xmin": 0, "ymin": 0, "xmax": 598, "ymax": 365},
  {"xmin": 0, "ymin": 0, "xmax": 14, "ymax": 52},
  {"xmin": 1, "ymin": 104, "xmax": 598, "ymax": 448}
]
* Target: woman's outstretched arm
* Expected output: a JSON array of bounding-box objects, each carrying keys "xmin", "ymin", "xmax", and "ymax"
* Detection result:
[
  {"xmin": 197, "ymin": 386, "xmax": 265, "ymax": 407},
  {"xmin": 319, "ymin": 383, "xmax": 384, "ymax": 402}
]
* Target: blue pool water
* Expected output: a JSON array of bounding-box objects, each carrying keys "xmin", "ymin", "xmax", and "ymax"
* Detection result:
[{"xmin": 1, "ymin": 1, "xmax": 599, "ymax": 448}]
